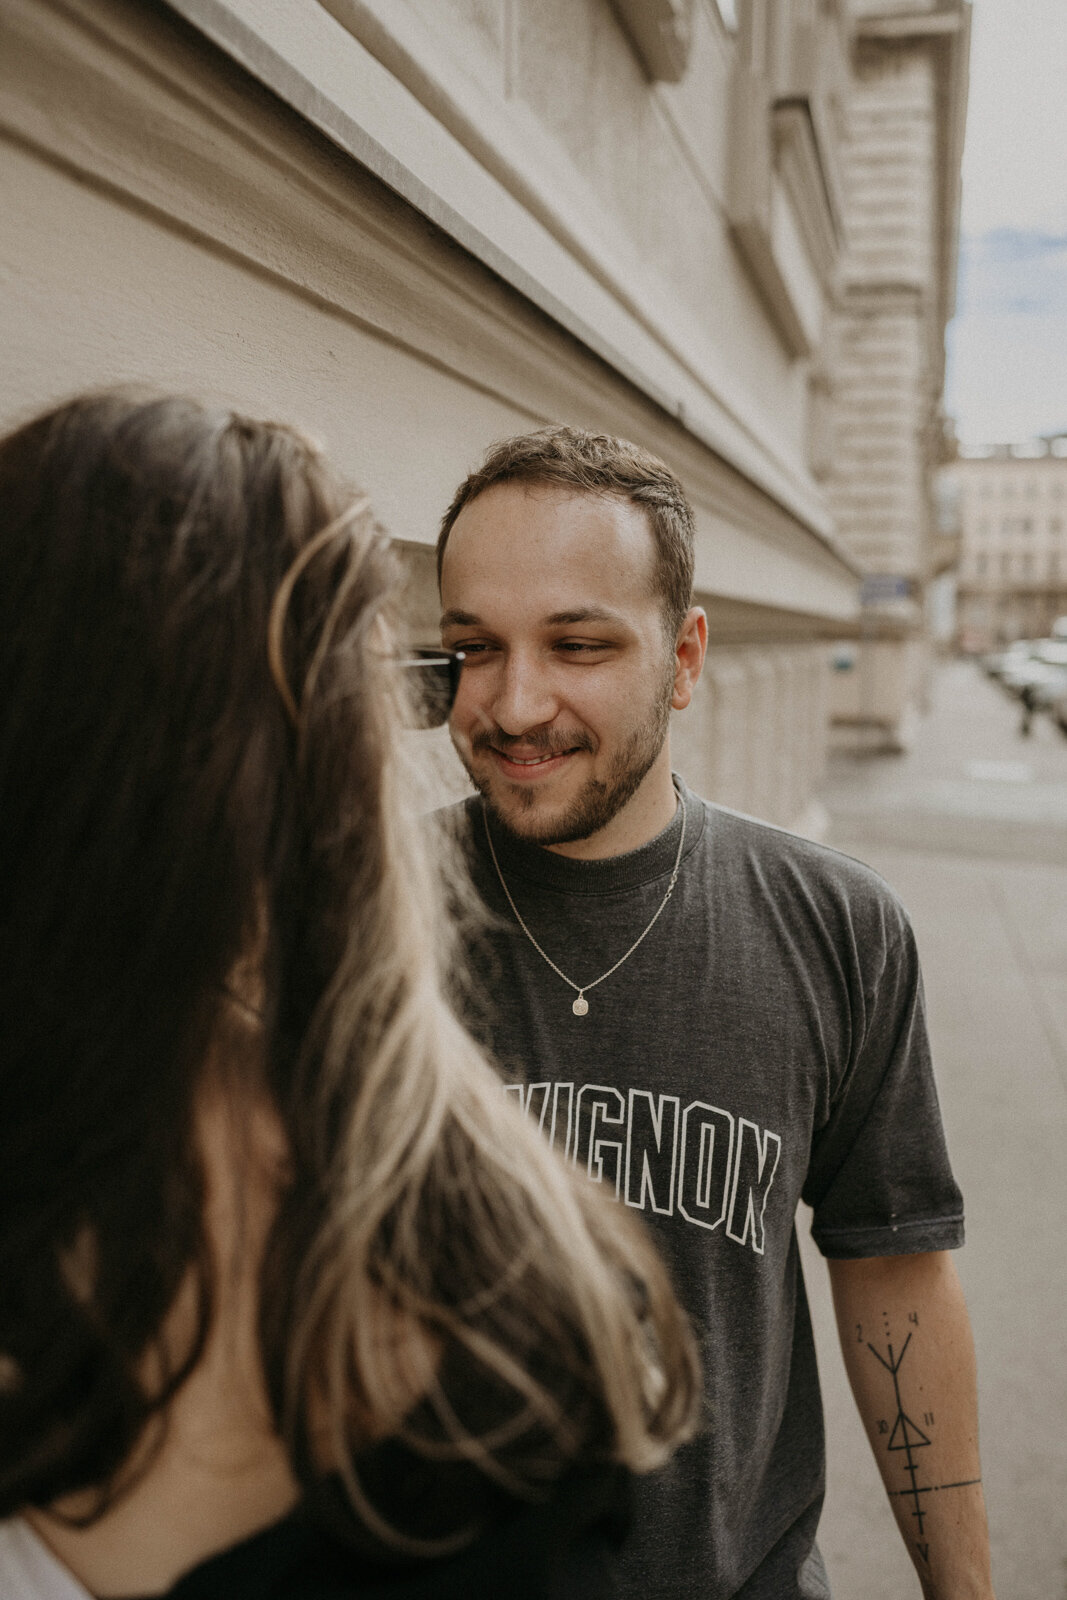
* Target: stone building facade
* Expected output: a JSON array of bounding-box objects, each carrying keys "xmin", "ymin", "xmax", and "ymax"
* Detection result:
[
  {"xmin": 949, "ymin": 441, "xmax": 1067, "ymax": 650},
  {"xmin": 823, "ymin": 0, "xmax": 969, "ymax": 750},
  {"xmin": 0, "ymin": 0, "xmax": 967, "ymax": 821}
]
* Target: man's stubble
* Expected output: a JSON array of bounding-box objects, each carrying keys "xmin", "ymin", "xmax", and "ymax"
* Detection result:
[{"xmin": 456, "ymin": 660, "xmax": 675, "ymax": 848}]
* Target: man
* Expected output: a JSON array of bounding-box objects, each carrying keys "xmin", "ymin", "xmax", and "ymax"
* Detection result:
[{"xmin": 436, "ymin": 427, "xmax": 994, "ymax": 1600}]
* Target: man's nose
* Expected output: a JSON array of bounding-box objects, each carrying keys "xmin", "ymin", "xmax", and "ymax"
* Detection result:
[{"xmin": 491, "ymin": 652, "xmax": 558, "ymax": 735}]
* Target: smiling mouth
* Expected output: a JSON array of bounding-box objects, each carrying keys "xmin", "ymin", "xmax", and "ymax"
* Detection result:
[
  {"xmin": 498, "ymin": 751, "xmax": 569, "ymax": 766},
  {"xmin": 480, "ymin": 744, "xmax": 584, "ymax": 778}
]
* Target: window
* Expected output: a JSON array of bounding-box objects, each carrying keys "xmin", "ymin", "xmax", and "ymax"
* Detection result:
[
  {"xmin": 610, "ymin": 0, "xmax": 695, "ymax": 82},
  {"xmin": 725, "ymin": 0, "xmax": 846, "ymax": 357},
  {"xmin": 1051, "ymin": 519, "xmax": 1063, "ymax": 536},
  {"xmin": 1022, "ymin": 552, "xmax": 1034, "ymax": 578},
  {"xmin": 1001, "ymin": 552, "xmax": 1012, "ymax": 577},
  {"xmin": 1022, "ymin": 518, "xmax": 1034, "ymax": 534},
  {"xmin": 976, "ymin": 553, "xmax": 987, "ymax": 576}
]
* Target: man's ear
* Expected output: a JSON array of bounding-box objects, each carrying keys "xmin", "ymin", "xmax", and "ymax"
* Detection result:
[{"xmin": 671, "ymin": 607, "xmax": 708, "ymax": 711}]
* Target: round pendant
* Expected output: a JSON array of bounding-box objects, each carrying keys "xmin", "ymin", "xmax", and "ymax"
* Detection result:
[{"xmin": 572, "ymin": 994, "xmax": 589, "ymax": 1017}]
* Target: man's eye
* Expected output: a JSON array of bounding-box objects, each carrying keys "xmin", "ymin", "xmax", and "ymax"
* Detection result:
[
  {"xmin": 451, "ymin": 640, "xmax": 493, "ymax": 656},
  {"xmin": 556, "ymin": 640, "xmax": 610, "ymax": 654}
]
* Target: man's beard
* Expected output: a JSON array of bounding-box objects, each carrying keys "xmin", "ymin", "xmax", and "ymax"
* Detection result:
[{"xmin": 459, "ymin": 690, "xmax": 672, "ymax": 848}]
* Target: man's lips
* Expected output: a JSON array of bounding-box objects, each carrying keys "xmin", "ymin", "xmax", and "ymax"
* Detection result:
[
  {"xmin": 496, "ymin": 749, "xmax": 568, "ymax": 766},
  {"xmin": 475, "ymin": 742, "xmax": 585, "ymax": 780}
]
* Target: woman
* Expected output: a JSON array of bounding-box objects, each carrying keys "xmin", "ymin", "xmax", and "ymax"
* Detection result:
[{"xmin": 0, "ymin": 391, "xmax": 698, "ymax": 1597}]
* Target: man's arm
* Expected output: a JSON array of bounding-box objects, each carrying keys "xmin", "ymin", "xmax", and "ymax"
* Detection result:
[{"xmin": 827, "ymin": 1251, "xmax": 994, "ymax": 1600}]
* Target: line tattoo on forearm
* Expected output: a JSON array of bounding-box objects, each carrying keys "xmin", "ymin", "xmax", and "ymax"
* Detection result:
[{"xmin": 856, "ymin": 1309, "xmax": 982, "ymax": 1566}]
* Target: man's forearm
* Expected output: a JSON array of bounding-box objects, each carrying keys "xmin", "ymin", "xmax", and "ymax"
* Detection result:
[{"xmin": 827, "ymin": 1251, "xmax": 994, "ymax": 1600}]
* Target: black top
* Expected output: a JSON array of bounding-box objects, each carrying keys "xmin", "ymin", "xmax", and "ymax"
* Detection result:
[{"xmin": 145, "ymin": 1464, "xmax": 631, "ymax": 1600}]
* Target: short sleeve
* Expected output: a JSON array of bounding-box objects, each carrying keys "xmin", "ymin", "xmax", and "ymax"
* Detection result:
[{"xmin": 802, "ymin": 906, "xmax": 964, "ymax": 1259}]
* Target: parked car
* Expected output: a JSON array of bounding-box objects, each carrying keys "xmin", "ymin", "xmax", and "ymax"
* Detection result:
[
  {"xmin": 993, "ymin": 640, "xmax": 1067, "ymax": 705},
  {"xmin": 982, "ymin": 640, "xmax": 1037, "ymax": 681},
  {"xmin": 1033, "ymin": 640, "xmax": 1067, "ymax": 668},
  {"xmin": 1052, "ymin": 686, "xmax": 1067, "ymax": 738},
  {"xmin": 1010, "ymin": 662, "xmax": 1067, "ymax": 707}
]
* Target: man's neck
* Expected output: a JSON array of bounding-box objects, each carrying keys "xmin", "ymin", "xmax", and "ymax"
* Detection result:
[{"xmin": 545, "ymin": 748, "xmax": 679, "ymax": 861}]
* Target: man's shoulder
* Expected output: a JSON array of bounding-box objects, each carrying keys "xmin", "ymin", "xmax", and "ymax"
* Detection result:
[{"xmin": 688, "ymin": 793, "xmax": 911, "ymax": 938}]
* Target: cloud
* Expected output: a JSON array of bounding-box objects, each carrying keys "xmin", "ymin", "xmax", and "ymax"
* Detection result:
[
  {"xmin": 947, "ymin": 229, "xmax": 1067, "ymax": 443},
  {"xmin": 947, "ymin": 316, "xmax": 1067, "ymax": 446},
  {"xmin": 944, "ymin": 3, "xmax": 1067, "ymax": 443},
  {"xmin": 960, "ymin": 0, "xmax": 1067, "ymax": 237},
  {"xmin": 956, "ymin": 229, "xmax": 1067, "ymax": 318}
]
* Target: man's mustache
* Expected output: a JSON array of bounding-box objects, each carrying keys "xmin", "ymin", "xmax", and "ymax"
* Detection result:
[{"xmin": 470, "ymin": 728, "xmax": 596, "ymax": 758}]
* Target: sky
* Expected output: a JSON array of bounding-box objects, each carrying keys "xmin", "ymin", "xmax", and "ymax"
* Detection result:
[{"xmin": 945, "ymin": 0, "xmax": 1067, "ymax": 446}]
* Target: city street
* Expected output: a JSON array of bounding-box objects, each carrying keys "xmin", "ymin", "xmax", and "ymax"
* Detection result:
[
  {"xmin": 3, "ymin": 0, "xmax": 1065, "ymax": 1594},
  {"xmin": 801, "ymin": 659, "xmax": 1067, "ymax": 1599}
]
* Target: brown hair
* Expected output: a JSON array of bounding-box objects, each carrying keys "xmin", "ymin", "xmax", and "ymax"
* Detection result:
[
  {"xmin": 0, "ymin": 391, "xmax": 698, "ymax": 1540},
  {"xmin": 437, "ymin": 426, "xmax": 696, "ymax": 637}
]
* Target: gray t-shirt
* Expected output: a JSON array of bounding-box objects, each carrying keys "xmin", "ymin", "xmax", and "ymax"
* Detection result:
[{"xmin": 454, "ymin": 779, "xmax": 964, "ymax": 1600}]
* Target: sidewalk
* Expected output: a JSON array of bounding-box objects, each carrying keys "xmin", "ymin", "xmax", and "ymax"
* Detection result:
[
  {"xmin": 799, "ymin": 661, "xmax": 1067, "ymax": 1600},
  {"xmin": 821, "ymin": 658, "xmax": 1067, "ymax": 866}
]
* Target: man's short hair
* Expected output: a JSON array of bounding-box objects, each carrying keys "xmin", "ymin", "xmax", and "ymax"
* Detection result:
[{"xmin": 437, "ymin": 426, "xmax": 696, "ymax": 639}]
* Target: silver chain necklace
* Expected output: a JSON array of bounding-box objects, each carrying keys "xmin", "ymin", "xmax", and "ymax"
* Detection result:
[{"xmin": 482, "ymin": 786, "xmax": 686, "ymax": 1017}]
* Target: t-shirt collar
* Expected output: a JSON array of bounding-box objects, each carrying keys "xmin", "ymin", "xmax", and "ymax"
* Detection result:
[{"xmin": 475, "ymin": 773, "xmax": 705, "ymax": 895}]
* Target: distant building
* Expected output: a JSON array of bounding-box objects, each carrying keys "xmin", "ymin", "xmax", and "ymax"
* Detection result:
[
  {"xmin": 948, "ymin": 440, "xmax": 1067, "ymax": 649},
  {"xmin": 0, "ymin": 0, "xmax": 969, "ymax": 815}
]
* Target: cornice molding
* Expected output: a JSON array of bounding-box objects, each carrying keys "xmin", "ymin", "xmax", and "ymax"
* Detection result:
[
  {"xmin": 854, "ymin": 8, "xmax": 965, "ymax": 42},
  {"xmin": 0, "ymin": 0, "xmax": 861, "ymax": 609},
  {"xmin": 205, "ymin": 0, "xmax": 832, "ymax": 537},
  {"xmin": 838, "ymin": 280, "xmax": 927, "ymax": 305},
  {"xmin": 608, "ymin": 0, "xmax": 695, "ymax": 83}
]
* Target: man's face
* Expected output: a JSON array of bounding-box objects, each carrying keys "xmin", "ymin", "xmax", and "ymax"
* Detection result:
[{"xmin": 440, "ymin": 482, "xmax": 679, "ymax": 847}]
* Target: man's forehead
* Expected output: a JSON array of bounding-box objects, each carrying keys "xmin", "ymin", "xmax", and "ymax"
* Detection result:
[
  {"xmin": 443, "ymin": 481, "xmax": 657, "ymax": 588},
  {"xmin": 451, "ymin": 478, "xmax": 641, "ymax": 525}
]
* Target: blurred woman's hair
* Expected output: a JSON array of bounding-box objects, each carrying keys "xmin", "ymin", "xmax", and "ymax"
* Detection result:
[{"xmin": 0, "ymin": 391, "xmax": 698, "ymax": 1543}]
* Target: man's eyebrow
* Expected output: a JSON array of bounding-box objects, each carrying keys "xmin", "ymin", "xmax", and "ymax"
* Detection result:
[
  {"xmin": 439, "ymin": 606, "xmax": 630, "ymax": 628},
  {"xmin": 545, "ymin": 607, "xmax": 627, "ymax": 627}
]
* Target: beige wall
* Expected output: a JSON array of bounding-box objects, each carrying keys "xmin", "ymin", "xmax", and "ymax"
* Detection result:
[
  {"xmin": 1, "ymin": 0, "xmax": 875, "ymax": 832},
  {"xmin": 308, "ymin": 0, "xmax": 833, "ymax": 513},
  {"xmin": 827, "ymin": 633, "xmax": 929, "ymax": 750},
  {"xmin": 678, "ymin": 637, "xmax": 830, "ymax": 830}
]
